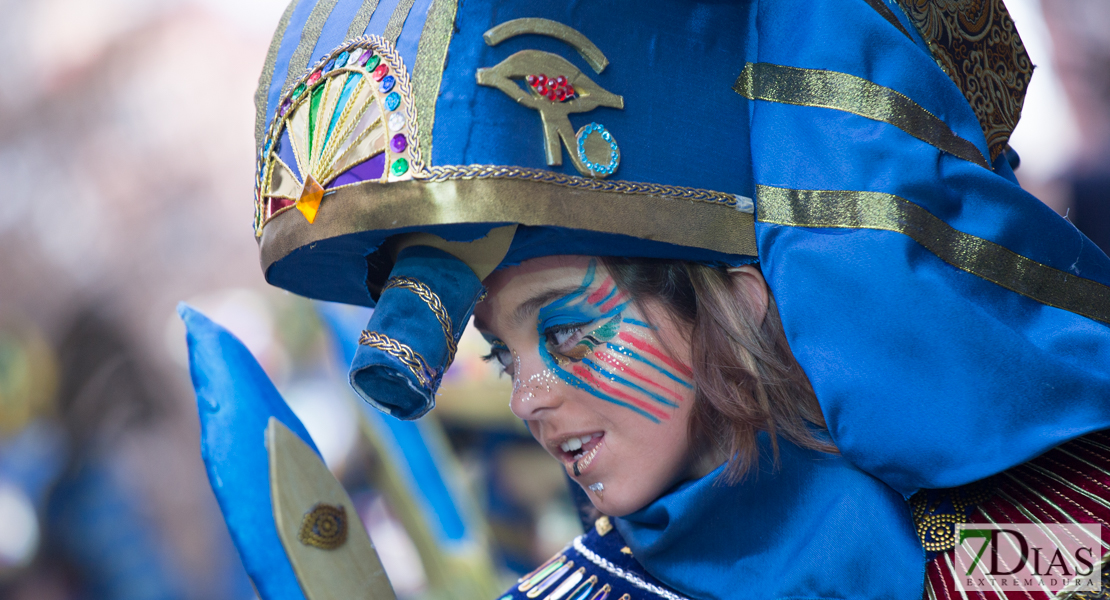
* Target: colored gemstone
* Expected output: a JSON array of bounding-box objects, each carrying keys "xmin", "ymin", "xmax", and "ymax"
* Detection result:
[
  {"xmin": 366, "ymin": 54, "xmax": 380, "ymax": 70},
  {"xmin": 537, "ymin": 74, "xmax": 547, "ymax": 86},
  {"xmin": 335, "ymin": 51, "xmax": 349, "ymax": 68},
  {"xmin": 388, "ymin": 112, "xmax": 405, "ymax": 131},
  {"xmin": 565, "ymin": 85, "xmax": 575, "ymax": 97},
  {"xmin": 307, "ymin": 70, "xmax": 321, "ymax": 84},
  {"xmin": 555, "ymin": 75, "xmax": 567, "ymax": 87},
  {"xmin": 537, "ymin": 84, "xmax": 548, "ymax": 96},
  {"xmin": 390, "ymin": 158, "xmax": 409, "ymax": 176},
  {"xmin": 371, "ymin": 64, "xmax": 389, "ymax": 81},
  {"xmin": 547, "ymin": 89, "xmax": 556, "ymax": 101},
  {"xmin": 385, "ymin": 92, "xmax": 401, "ymax": 111},
  {"xmin": 295, "ymin": 174, "xmax": 325, "ymax": 223},
  {"xmin": 324, "ymin": 58, "xmax": 335, "ymax": 72},
  {"xmin": 555, "ymin": 88, "xmax": 567, "ymax": 101},
  {"xmin": 390, "ymin": 133, "xmax": 407, "ymax": 153},
  {"xmin": 279, "ymin": 99, "xmax": 291, "ymax": 115},
  {"xmin": 526, "ymin": 74, "xmax": 538, "ymax": 86},
  {"xmin": 379, "ymin": 75, "xmax": 395, "ymax": 93},
  {"xmin": 356, "ymin": 50, "xmax": 372, "ymax": 66},
  {"xmin": 292, "ymin": 83, "xmax": 306, "ymax": 98}
]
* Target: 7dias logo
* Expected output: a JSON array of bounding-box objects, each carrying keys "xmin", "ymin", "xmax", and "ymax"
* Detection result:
[{"xmin": 956, "ymin": 524, "xmax": 1103, "ymax": 594}]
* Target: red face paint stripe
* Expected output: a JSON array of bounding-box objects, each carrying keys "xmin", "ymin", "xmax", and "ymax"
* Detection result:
[
  {"xmin": 593, "ymin": 351, "xmax": 685, "ymax": 403},
  {"xmin": 598, "ymin": 291, "xmax": 627, "ymax": 314},
  {"xmin": 616, "ymin": 332, "xmax": 694, "ymax": 379},
  {"xmin": 586, "ymin": 278, "xmax": 614, "ymax": 305},
  {"xmin": 571, "ymin": 364, "xmax": 671, "ymax": 421}
]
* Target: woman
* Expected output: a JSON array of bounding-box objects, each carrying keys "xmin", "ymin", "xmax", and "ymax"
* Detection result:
[{"xmin": 212, "ymin": 0, "xmax": 1110, "ymax": 597}]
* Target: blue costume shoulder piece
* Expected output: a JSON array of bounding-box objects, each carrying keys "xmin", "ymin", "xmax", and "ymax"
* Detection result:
[{"xmin": 615, "ymin": 437, "xmax": 925, "ymax": 600}]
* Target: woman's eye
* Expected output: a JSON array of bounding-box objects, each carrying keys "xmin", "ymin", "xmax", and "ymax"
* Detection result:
[
  {"xmin": 482, "ymin": 343, "xmax": 514, "ymax": 372},
  {"xmin": 543, "ymin": 322, "xmax": 590, "ymax": 354}
]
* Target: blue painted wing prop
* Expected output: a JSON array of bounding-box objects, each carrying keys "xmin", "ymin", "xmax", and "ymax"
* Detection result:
[{"xmin": 179, "ymin": 303, "xmax": 319, "ymax": 600}]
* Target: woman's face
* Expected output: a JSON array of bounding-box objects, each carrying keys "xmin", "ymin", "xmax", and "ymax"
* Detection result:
[{"xmin": 473, "ymin": 255, "xmax": 702, "ymax": 516}]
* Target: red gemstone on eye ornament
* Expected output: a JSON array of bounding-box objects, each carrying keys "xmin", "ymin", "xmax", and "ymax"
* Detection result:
[
  {"xmin": 536, "ymin": 84, "xmax": 548, "ymax": 96},
  {"xmin": 565, "ymin": 85, "xmax": 575, "ymax": 98},
  {"xmin": 526, "ymin": 74, "xmax": 538, "ymax": 86},
  {"xmin": 554, "ymin": 75, "xmax": 567, "ymax": 87},
  {"xmin": 547, "ymin": 89, "xmax": 556, "ymax": 101},
  {"xmin": 307, "ymin": 70, "xmax": 321, "ymax": 84},
  {"xmin": 371, "ymin": 64, "xmax": 389, "ymax": 81},
  {"xmin": 555, "ymin": 88, "xmax": 567, "ymax": 101}
]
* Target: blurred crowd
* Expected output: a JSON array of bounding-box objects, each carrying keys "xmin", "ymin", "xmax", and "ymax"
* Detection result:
[{"xmin": 0, "ymin": 0, "xmax": 1106, "ymax": 598}]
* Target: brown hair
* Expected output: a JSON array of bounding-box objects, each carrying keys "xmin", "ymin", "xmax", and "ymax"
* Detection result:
[{"xmin": 602, "ymin": 258, "xmax": 836, "ymax": 484}]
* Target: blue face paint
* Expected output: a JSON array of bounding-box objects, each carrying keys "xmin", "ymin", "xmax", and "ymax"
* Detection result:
[{"xmin": 529, "ymin": 260, "xmax": 692, "ymax": 423}]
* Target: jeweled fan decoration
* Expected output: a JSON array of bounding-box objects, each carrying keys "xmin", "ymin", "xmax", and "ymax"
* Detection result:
[{"xmin": 254, "ymin": 36, "xmax": 425, "ymax": 236}]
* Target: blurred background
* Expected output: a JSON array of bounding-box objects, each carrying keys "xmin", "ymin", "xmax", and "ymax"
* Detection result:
[{"xmin": 0, "ymin": 0, "xmax": 1106, "ymax": 598}]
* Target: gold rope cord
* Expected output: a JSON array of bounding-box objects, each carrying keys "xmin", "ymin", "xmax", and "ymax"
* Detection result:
[
  {"xmin": 756, "ymin": 185, "xmax": 1110, "ymax": 325},
  {"xmin": 358, "ymin": 330, "xmax": 436, "ymax": 388},
  {"xmin": 411, "ymin": 0, "xmax": 459, "ymax": 163},
  {"xmin": 255, "ymin": 0, "xmax": 302, "ymax": 153},
  {"xmin": 383, "ymin": 276, "xmax": 458, "ymax": 367},
  {"xmin": 733, "ymin": 62, "xmax": 990, "ymax": 169},
  {"xmin": 895, "ymin": 0, "xmax": 1032, "ymax": 163}
]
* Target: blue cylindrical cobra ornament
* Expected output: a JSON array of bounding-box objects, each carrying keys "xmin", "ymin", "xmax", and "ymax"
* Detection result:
[{"xmin": 350, "ymin": 246, "xmax": 485, "ymax": 419}]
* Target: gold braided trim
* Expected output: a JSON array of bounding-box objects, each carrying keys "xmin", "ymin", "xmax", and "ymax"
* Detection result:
[
  {"xmin": 357, "ymin": 330, "xmax": 436, "ymax": 388},
  {"xmin": 383, "ymin": 276, "xmax": 457, "ymax": 367},
  {"xmin": 733, "ymin": 62, "xmax": 990, "ymax": 169},
  {"xmin": 756, "ymin": 185, "xmax": 1110, "ymax": 325},
  {"xmin": 419, "ymin": 165, "xmax": 742, "ymax": 208}
]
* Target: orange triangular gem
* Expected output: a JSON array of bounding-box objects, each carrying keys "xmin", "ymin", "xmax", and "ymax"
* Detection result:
[{"xmin": 295, "ymin": 175, "xmax": 324, "ymax": 223}]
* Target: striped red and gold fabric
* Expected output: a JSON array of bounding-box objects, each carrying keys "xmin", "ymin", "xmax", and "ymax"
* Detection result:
[{"xmin": 918, "ymin": 431, "xmax": 1110, "ymax": 600}]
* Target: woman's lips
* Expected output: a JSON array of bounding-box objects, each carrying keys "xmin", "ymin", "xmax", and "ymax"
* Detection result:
[{"xmin": 557, "ymin": 433, "xmax": 604, "ymax": 477}]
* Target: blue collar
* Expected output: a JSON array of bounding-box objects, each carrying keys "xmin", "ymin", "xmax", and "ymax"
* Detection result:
[{"xmin": 614, "ymin": 437, "xmax": 925, "ymax": 599}]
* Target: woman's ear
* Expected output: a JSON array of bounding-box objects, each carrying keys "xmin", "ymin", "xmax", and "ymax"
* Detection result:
[{"xmin": 726, "ymin": 265, "xmax": 769, "ymax": 325}]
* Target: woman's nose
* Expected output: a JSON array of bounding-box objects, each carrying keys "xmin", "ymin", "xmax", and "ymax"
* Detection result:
[{"xmin": 509, "ymin": 354, "xmax": 565, "ymax": 420}]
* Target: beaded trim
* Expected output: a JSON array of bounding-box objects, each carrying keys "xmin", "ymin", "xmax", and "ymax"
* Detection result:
[
  {"xmin": 357, "ymin": 330, "xmax": 436, "ymax": 388},
  {"xmin": 419, "ymin": 165, "xmax": 743, "ymax": 209},
  {"xmin": 255, "ymin": 34, "xmax": 429, "ymax": 236},
  {"xmin": 382, "ymin": 276, "xmax": 457, "ymax": 367},
  {"xmin": 572, "ymin": 536, "xmax": 691, "ymax": 600}
]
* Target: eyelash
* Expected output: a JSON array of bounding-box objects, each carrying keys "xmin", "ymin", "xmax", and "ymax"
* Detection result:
[
  {"xmin": 543, "ymin": 322, "xmax": 591, "ymax": 356},
  {"xmin": 481, "ymin": 342, "xmax": 513, "ymax": 373}
]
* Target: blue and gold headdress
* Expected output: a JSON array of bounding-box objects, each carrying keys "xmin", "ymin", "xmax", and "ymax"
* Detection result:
[{"xmin": 252, "ymin": 0, "xmax": 1110, "ymax": 500}]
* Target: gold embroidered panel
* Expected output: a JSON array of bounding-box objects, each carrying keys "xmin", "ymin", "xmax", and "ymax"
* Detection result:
[{"xmin": 894, "ymin": 0, "xmax": 1033, "ymax": 163}]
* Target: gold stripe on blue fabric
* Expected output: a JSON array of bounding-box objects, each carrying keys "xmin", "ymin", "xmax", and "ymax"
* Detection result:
[
  {"xmin": 734, "ymin": 62, "xmax": 990, "ymax": 168},
  {"xmin": 255, "ymin": 0, "xmax": 301, "ymax": 152},
  {"xmin": 282, "ymin": 0, "xmax": 342, "ymax": 99},
  {"xmin": 756, "ymin": 185, "xmax": 1110, "ymax": 325},
  {"xmin": 383, "ymin": 0, "xmax": 417, "ymax": 44},
  {"xmin": 411, "ymin": 0, "xmax": 458, "ymax": 163},
  {"xmin": 346, "ymin": 0, "xmax": 381, "ymax": 38}
]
